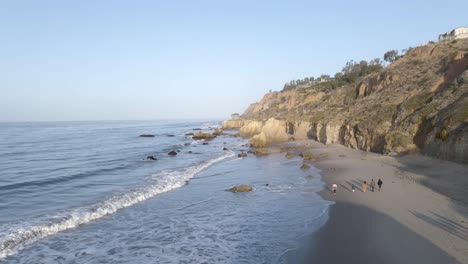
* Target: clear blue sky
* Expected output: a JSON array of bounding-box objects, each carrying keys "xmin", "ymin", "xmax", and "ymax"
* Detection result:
[{"xmin": 1, "ymin": 0, "xmax": 466, "ymax": 121}]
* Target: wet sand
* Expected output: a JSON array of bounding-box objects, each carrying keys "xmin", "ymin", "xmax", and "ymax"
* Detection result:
[{"xmin": 280, "ymin": 140, "xmax": 468, "ymax": 264}]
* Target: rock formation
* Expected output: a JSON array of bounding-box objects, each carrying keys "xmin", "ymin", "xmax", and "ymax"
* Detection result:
[
  {"xmin": 192, "ymin": 132, "xmax": 216, "ymax": 140},
  {"xmin": 226, "ymin": 185, "xmax": 253, "ymax": 192},
  {"xmin": 229, "ymin": 39, "xmax": 468, "ymax": 163}
]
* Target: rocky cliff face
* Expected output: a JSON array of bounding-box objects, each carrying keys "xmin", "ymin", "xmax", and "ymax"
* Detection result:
[{"xmin": 234, "ymin": 39, "xmax": 468, "ymax": 163}]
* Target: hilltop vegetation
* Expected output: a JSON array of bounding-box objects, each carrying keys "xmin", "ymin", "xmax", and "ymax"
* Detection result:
[{"xmin": 240, "ymin": 39, "xmax": 468, "ymax": 163}]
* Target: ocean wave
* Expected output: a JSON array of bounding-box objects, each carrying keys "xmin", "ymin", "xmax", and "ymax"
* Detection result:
[
  {"xmin": 0, "ymin": 151, "xmax": 235, "ymax": 260},
  {"xmin": 0, "ymin": 163, "xmax": 134, "ymax": 191}
]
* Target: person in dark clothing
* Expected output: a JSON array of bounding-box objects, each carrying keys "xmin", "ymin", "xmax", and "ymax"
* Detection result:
[{"xmin": 377, "ymin": 179, "xmax": 383, "ymax": 191}]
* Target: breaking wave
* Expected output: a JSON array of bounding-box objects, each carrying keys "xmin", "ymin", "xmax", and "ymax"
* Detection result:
[{"xmin": 0, "ymin": 151, "xmax": 235, "ymax": 260}]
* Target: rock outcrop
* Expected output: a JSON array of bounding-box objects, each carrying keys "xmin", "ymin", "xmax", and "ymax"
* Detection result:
[
  {"xmin": 192, "ymin": 132, "xmax": 216, "ymax": 140},
  {"xmin": 139, "ymin": 134, "xmax": 155, "ymax": 138},
  {"xmin": 213, "ymin": 128, "xmax": 224, "ymax": 136},
  {"xmin": 226, "ymin": 185, "xmax": 253, "ymax": 192},
  {"xmin": 238, "ymin": 152, "xmax": 247, "ymax": 158},
  {"xmin": 230, "ymin": 39, "xmax": 468, "ymax": 163},
  {"xmin": 222, "ymin": 120, "xmax": 245, "ymax": 130}
]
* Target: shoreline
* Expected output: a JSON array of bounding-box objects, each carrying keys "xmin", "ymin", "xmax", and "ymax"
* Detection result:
[{"xmin": 279, "ymin": 140, "xmax": 468, "ymax": 264}]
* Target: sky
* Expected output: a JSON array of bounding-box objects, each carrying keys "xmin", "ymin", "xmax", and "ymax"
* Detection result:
[{"xmin": 1, "ymin": 0, "xmax": 467, "ymax": 122}]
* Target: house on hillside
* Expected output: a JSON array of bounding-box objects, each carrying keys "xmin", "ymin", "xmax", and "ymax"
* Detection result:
[
  {"xmin": 439, "ymin": 27, "xmax": 468, "ymax": 42},
  {"xmin": 231, "ymin": 113, "xmax": 241, "ymax": 120}
]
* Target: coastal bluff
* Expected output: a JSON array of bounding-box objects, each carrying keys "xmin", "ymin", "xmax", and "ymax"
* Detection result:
[{"xmin": 224, "ymin": 39, "xmax": 468, "ymax": 164}]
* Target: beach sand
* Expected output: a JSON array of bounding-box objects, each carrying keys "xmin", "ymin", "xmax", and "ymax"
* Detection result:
[{"xmin": 280, "ymin": 140, "xmax": 468, "ymax": 264}]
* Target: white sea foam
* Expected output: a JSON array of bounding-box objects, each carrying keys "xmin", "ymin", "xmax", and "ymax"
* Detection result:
[{"xmin": 0, "ymin": 151, "xmax": 235, "ymax": 260}]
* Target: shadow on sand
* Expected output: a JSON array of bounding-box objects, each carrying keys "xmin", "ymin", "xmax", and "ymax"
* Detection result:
[
  {"xmin": 410, "ymin": 210, "xmax": 468, "ymax": 242},
  {"xmin": 301, "ymin": 202, "xmax": 460, "ymax": 264}
]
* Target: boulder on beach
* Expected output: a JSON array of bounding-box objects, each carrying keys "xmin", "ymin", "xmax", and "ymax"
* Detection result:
[
  {"xmin": 225, "ymin": 185, "xmax": 253, "ymax": 192},
  {"xmin": 300, "ymin": 164, "xmax": 311, "ymax": 170},
  {"xmin": 146, "ymin": 156, "xmax": 157, "ymax": 160},
  {"xmin": 139, "ymin": 134, "xmax": 155, "ymax": 138},
  {"xmin": 213, "ymin": 128, "xmax": 224, "ymax": 136},
  {"xmin": 253, "ymin": 148, "xmax": 269, "ymax": 156},
  {"xmin": 238, "ymin": 152, "xmax": 247, "ymax": 158},
  {"xmin": 192, "ymin": 132, "xmax": 216, "ymax": 140},
  {"xmin": 168, "ymin": 150, "xmax": 177, "ymax": 156},
  {"xmin": 285, "ymin": 152, "xmax": 295, "ymax": 159}
]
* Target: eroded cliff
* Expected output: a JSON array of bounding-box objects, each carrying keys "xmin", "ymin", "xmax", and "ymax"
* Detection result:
[{"xmin": 232, "ymin": 39, "xmax": 468, "ymax": 163}]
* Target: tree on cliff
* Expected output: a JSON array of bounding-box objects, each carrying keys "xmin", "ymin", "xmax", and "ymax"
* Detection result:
[{"xmin": 384, "ymin": 50, "xmax": 399, "ymax": 63}]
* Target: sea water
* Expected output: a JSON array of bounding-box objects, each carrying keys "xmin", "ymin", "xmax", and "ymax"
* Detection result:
[{"xmin": 0, "ymin": 120, "xmax": 331, "ymax": 263}]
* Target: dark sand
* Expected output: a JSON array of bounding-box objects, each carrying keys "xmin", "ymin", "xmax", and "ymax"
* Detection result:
[{"xmin": 304, "ymin": 202, "xmax": 459, "ymax": 264}]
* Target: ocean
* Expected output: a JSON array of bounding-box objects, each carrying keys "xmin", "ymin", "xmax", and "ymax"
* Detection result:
[{"xmin": 0, "ymin": 120, "xmax": 332, "ymax": 263}]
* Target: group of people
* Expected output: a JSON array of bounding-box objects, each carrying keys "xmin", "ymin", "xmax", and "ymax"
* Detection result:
[{"xmin": 331, "ymin": 179, "xmax": 383, "ymax": 195}]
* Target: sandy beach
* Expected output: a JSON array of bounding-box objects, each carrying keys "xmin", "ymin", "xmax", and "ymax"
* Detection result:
[{"xmin": 281, "ymin": 140, "xmax": 468, "ymax": 264}]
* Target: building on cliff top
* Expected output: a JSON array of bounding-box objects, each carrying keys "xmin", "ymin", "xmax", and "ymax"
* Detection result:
[
  {"xmin": 439, "ymin": 27, "xmax": 468, "ymax": 42},
  {"xmin": 231, "ymin": 113, "xmax": 241, "ymax": 120}
]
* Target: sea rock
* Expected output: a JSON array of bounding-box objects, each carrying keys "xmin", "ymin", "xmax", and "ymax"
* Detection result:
[
  {"xmin": 239, "ymin": 121, "xmax": 263, "ymax": 137},
  {"xmin": 285, "ymin": 152, "xmax": 295, "ymax": 159},
  {"xmin": 192, "ymin": 132, "xmax": 216, "ymax": 140},
  {"xmin": 301, "ymin": 152, "xmax": 319, "ymax": 162},
  {"xmin": 202, "ymin": 142, "xmax": 209, "ymax": 145},
  {"xmin": 168, "ymin": 151, "xmax": 177, "ymax": 156},
  {"xmin": 146, "ymin": 156, "xmax": 157, "ymax": 160},
  {"xmin": 223, "ymin": 147, "xmax": 228, "ymax": 151},
  {"xmin": 247, "ymin": 118, "xmax": 290, "ymax": 147},
  {"xmin": 167, "ymin": 134, "xmax": 175, "ymax": 137},
  {"xmin": 193, "ymin": 128, "xmax": 202, "ymax": 131},
  {"xmin": 225, "ymin": 185, "xmax": 253, "ymax": 192},
  {"xmin": 139, "ymin": 134, "xmax": 155, "ymax": 138},
  {"xmin": 300, "ymin": 164, "xmax": 311, "ymax": 170},
  {"xmin": 222, "ymin": 120, "xmax": 245, "ymax": 130},
  {"xmin": 253, "ymin": 148, "xmax": 269, "ymax": 156},
  {"xmin": 238, "ymin": 152, "xmax": 248, "ymax": 158},
  {"xmin": 213, "ymin": 128, "xmax": 224, "ymax": 136},
  {"xmin": 185, "ymin": 133, "xmax": 194, "ymax": 136}
]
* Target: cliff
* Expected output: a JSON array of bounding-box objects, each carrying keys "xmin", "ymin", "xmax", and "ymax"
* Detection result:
[{"xmin": 232, "ymin": 39, "xmax": 468, "ymax": 163}]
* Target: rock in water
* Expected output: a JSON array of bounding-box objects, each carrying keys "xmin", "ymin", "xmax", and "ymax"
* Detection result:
[
  {"xmin": 226, "ymin": 185, "xmax": 253, "ymax": 192},
  {"xmin": 301, "ymin": 152, "xmax": 319, "ymax": 162},
  {"xmin": 202, "ymin": 142, "xmax": 209, "ymax": 145},
  {"xmin": 168, "ymin": 151, "xmax": 177, "ymax": 156},
  {"xmin": 192, "ymin": 132, "xmax": 216, "ymax": 140},
  {"xmin": 300, "ymin": 164, "xmax": 311, "ymax": 170},
  {"xmin": 139, "ymin": 134, "xmax": 155, "ymax": 138},
  {"xmin": 146, "ymin": 156, "xmax": 157, "ymax": 160},
  {"xmin": 238, "ymin": 152, "xmax": 247, "ymax": 158},
  {"xmin": 285, "ymin": 152, "xmax": 295, "ymax": 159},
  {"xmin": 254, "ymin": 148, "xmax": 269, "ymax": 156},
  {"xmin": 213, "ymin": 128, "xmax": 224, "ymax": 136}
]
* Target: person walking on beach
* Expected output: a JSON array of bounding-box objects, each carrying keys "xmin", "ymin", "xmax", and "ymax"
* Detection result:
[
  {"xmin": 362, "ymin": 181, "xmax": 367, "ymax": 192},
  {"xmin": 378, "ymin": 179, "xmax": 383, "ymax": 191},
  {"xmin": 370, "ymin": 179, "xmax": 376, "ymax": 192},
  {"xmin": 332, "ymin": 183, "xmax": 337, "ymax": 195}
]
